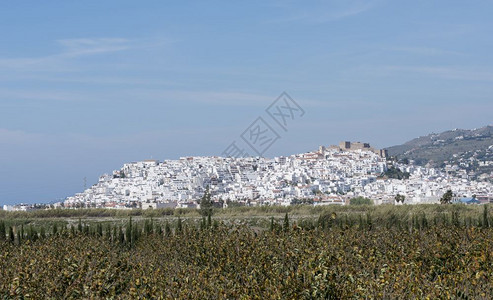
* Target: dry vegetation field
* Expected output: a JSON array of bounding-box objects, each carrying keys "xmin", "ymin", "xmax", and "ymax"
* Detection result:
[{"xmin": 1, "ymin": 204, "xmax": 493, "ymax": 298}]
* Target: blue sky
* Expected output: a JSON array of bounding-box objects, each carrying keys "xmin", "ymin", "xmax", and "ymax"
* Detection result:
[{"xmin": 1, "ymin": 1, "xmax": 492, "ymax": 205}]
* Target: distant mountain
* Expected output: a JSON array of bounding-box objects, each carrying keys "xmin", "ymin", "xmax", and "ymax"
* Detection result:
[{"xmin": 386, "ymin": 125, "xmax": 493, "ymax": 179}]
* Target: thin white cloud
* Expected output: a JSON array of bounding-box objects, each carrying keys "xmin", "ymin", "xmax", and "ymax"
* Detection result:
[
  {"xmin": 0, "ymin": 37, "xmax": 168, "ymax": 71},
  {"xmin": 384, "ymin": 65, "xmax": 493, "ymax": 82},
  {"xmin": 57, "ymin": 38, "xmax": 130, "ymax": 57},
  {"xmin": 0, "ymin": 89, "xmax": 85, "ymax": 102},
  {"xmin": 0, "ymin": 56, "xmax": 59, "ymax": 70},
  {"xmin": 386, "ymin": 47, "xmax": 464, "ymax": 56},
  {"xmin": 0, "ymin": 86, "xmax": 276, "ymax": 107},
  {"xmin": 413, "ymin": 22, "xmax": 476, "ymax": 39},
  {"xmin": 118, "ymin": 89, "xmax": 276, "ymax": 107},
  {"xmin": 323, "ymin": 2, "xmax": 375, "ymax": 21},
  {"xmin": 269, "ymin": 0, "xmax": 377, "ymax": 23},
  {"xmin": 0, "ymin": 128, "xmax": 45, "ymax": 145},
  {"xmin": 0, "ymin": 84, "xmax": 378, "ymax": 109},
  {"xmin": 14, "ymin": 75, "xmax": 180, "ymax": 87},
  {"xmin": 0, "ymin": 127, "xmax": 231, "ymax": 154}
]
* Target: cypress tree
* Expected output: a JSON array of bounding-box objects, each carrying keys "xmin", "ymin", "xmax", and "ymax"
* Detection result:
[
  {"xmin": 165, "ymin": 221, "xmax": 171, "ymax": 237},
  {"xmin": 119, "ymin": 226, "xmax": 125, "ymax": 244},
  {"xmin": 126, "ymin": 217, "xmax": 133, "ymax": 244},
  {"xmin": 366, "ymin": 213, "xmax": 372, "ymax": 231},
  {"xmin": 106, "ymin": 224, "xmax": 111, "ymax": 239},
  {"xmin": 143, "ymin": 219, "xmax": 148, "ymax": 235},
  {"xmin": 483, "ymin": 205, "xmax": 489, "ymax": 228},
  {"xmin": 177, "ymin": 217, "xmax": 182, "ymax": 233},
  {"xmin": 97, "ymin": 223, "xmax": 103, "ymax": 237},
  {"xmin": 421, "ymin": 213, "xmax": 428, "ymax": 229},
  {"xmin": 40, "ymin": 226, "xmax": 46, "ymax": 239},
  {"xmin": 283, "ymin": 213, "xmax": 289, "ymax": 232},
  {"xmin": 28, "ymin": 224, "xmax": 33, "ymax": 240},
  {"xmin": 200, "ymin": 186, "xmax": 213, "ymax": 217},
  {"xmin": 131, "ymin": 223, "xmax": 139, "ymax": 247},
  {"xmin": 0, "ymin": 221, "xmax": 5, "ymax": 241},
  {"xmin": 452, "ymin": 211, "xmax": 460, "ymax": 227},
  {"xmin": 144, "ymin": 219, "xmax": 153, "ymax": 235},
  {"xmin": 112, "ymin": 226, "xmax": 117, "ymax": 242},
  {"xmin": 31, "ymin": 226, "xmax": 38, "ymax": 242},
  {"xmin": 9, "ymin": 226, "xmax": 15, "ymax": 243}
]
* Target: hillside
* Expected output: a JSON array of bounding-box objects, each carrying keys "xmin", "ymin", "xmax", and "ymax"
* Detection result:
[{"xmin": 386, "ymin": 125, "xmax": 493, "ymax": 179}]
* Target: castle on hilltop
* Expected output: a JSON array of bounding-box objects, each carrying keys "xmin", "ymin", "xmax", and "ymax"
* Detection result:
[
  {"xmin": 339, "ymin": 141, "xmax": 388, "ymax": 158},
  {"xmin": 318, "ymin": 141, "xmax": 388, "ymax": 158}
]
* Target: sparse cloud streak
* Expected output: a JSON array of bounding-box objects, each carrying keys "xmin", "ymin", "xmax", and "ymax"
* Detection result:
[
  {"xmin": 57, "ymin": 38, "xmax": 131, "ymax": 57},
  {"xmin": 269, "ymin": 0, "xmax": 377, "ymax": 23},
  {"xmin": 386, "ymin": 47, "xmax": 464, "ymax": 56},
  {"xmin": 0, "ymin": 37, "xmax": 166, "ymax": 71},
  {"xmin": 384, "ymin": 65, "xmax": 493, "ymax": 82}
]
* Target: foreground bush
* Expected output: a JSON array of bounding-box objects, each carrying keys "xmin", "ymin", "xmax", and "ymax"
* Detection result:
[{"xmin": 1, "ymin": 223, "xmax": 492, "ymax": 299}]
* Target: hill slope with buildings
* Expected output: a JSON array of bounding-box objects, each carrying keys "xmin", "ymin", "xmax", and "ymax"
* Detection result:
[
  {"xmin": 55, "ymin": 140, "xmax": 492, "ymax": 210},
  {"xmin": 386, "ymin": 125, "xmax": 493, "ymax": 181},
  {"xmin": 4, "ymin": 140, "xmax": 493, "ymax": 212}
]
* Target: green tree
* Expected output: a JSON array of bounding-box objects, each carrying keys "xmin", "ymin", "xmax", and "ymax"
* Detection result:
[
  {"xmin": 199, "ymin": 186, "xmax": 214, "ymax": 217},
  {"xmin": 165, "ymin": 221, "xmax": 171, "ymax": 237},
  {"xmin": 0, "ymin": 221, "xmax": 5, "ymax": 241},
  {"xmin": 381, "ymin": 166, "xmax": 410, "ymax": 180},
  {"xmin": 126, "ymin": 217, "xmax": 133, "ymax": 245},
  {"xmin": 176, "ymin": 217, "xmax": 182, "ymax": 233},
  {"xmin": 283, "ymin": 213, "xmax": 290, "ymax": 232},
  {"xmin": 350, "ymin": 197, "xmax": 373, "ymax": 205},
  {"xmin": 483, "ymin": 205, "xmax": 489, "ymax": 228},
  {"xmin": 9, "ymin": 226, "xmax": 14, "ymax": 243},
  {"xmin": 156, "ymin": 223, "xmax": 163, "ymax": 235},
  {"xmin": 440, "ymin": 190, "xmax": 453, "ymax": 204},
  {"xmin": 395, "ymin": 194, "xmax": 405, "ymax": 204},
  {"xmin": 118, "ymin": 226, "xmax": 125, "ymax": 244},
  {"xmin": 131, "ymin": 223, "xmax": 139, "ymax": 246}
]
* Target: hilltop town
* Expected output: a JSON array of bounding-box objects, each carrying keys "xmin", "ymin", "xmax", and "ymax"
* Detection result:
[{"xmin": 30, "ymin": 141, "xmax": 488, "ymax": 211}]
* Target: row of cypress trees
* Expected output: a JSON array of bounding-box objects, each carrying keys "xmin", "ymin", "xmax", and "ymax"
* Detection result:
[
  {"xmin": 1, "ymin": 206, "xmax": 491, "ymax": 245},
  {"xmin": 0, "ymin": 216, "xmax": 199, "ymax": 246},
  {"xmin": 313, "ymin": 205, "xmax": 492, "ymax": 231}
]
